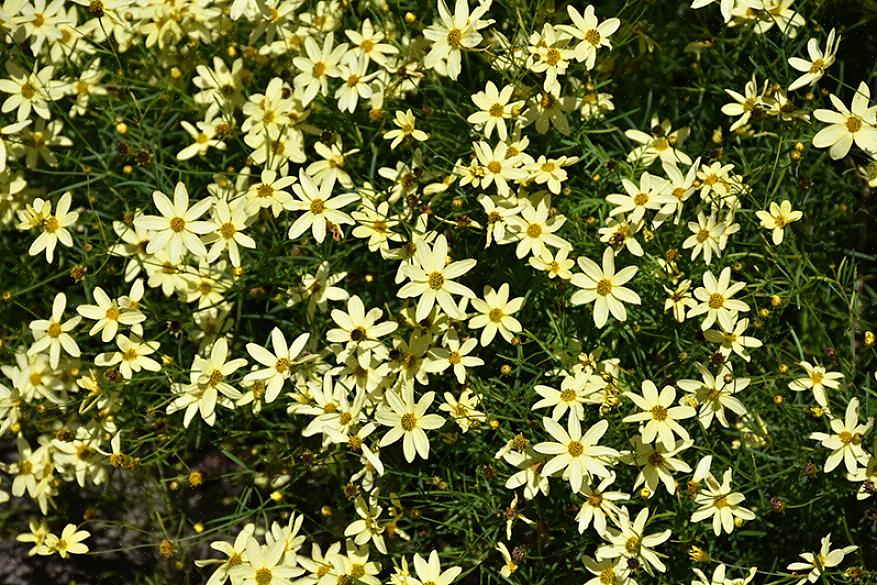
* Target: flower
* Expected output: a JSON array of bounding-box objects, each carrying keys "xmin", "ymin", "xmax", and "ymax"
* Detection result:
[
  {"xmin": 683, "ymin": 210, "xmax": 725, "ymax": 265},
  {"xmin": 28, "ymin": 292, "xmax": 81, "ymax": 369},
  {"xmin": 327, "ymin": 295, "xmax": 398, "ymax": 365},
  {"xmin": 397, "ymin": 233, "xmax": 477, "ymax": 321},
  {"xmin": 472, "ymin": 140, "xmax": 527, "ymax": 197},
  {"xmin": 570, "ymin": 247, "xmax": 641, "ymax": 329},
  {"xmin": 467, "ymin": 283, "xmax": 524, "ymax": 346},
  {"xmin": 788, "ymin": 360, "xmax": 843, "ymax": 407},
  {"xmin": 532, "ymin": 371, "xmax": 601, "ymax": 423},
  {"xmin": 467, "ymin": 81, "xmax": 523, "ymax": 141},
  {"xmin": 691, "ymin": 467, "xmax": 755, "ymax": 535},
  {"xmin": 506, "ymin": 197, "xmax": 568, "ymax": 259},
  {"xmin": 244, "ymin": 328, "xmax": 311, "ymax": 403},
  {"xmin": 622, "ymin": 380, "xmax": 695, "ymax": 450},
  {"xmin": 663, "ymin": 279, "xmax": 697, "ymax": 323},
  {"xmin": 755, "ymin": 200, "xmax": 803, "ymax": 245},
  {"xmin": 76, "ymin": 286, "xmax": 145, "ymax": 342},
  {"xmin": 788, "ymin": 28, "xmax": 840, "ymax": 91},
  {"xmin": 425, "ymin": 333, "xmax": 484, "ymax": 383},
  {"xmin": 27, "ymin": 192, "xmax": 78, "ymax": 263},
  {"xmin": 809, "ymin": 397, "xmax": 873, "ymax": 474},
  {"xmin": 529, "ymin": 246, "xmax": 574, "ymax": 279},
  {"xmin": 383, "ymin": 109, "xmax": 429, "ymax": 149},
  {"xmin": 605, "ymin": 171, "xmax": 671, "ymax": 225},
  {"xmin": 496, "ymin": 542, "xmax": 519, "ymax": 578},
  {"xmin": 721, "ymin": 76, "xmax": 768, "ymax": 132},
  {"xmin": 376, "ymin": 384, "xmax": 445, "ymax": 462},
  {"xmin": 411, "ymin": 550, "xmax": 463, "ymax": 585},
  {"xmin": 812, "ymin": 81, "xmax": 877, "ymax": 160},
  {"xmin": 245, "ymin": 169, "xmax": 296, "ymax": 218},
  {"xmin": 627, "ymin": 436, "xmax": 692, "ymax": 496},
  {"xmin": 94, "ymin": 335, "xmax": 161, "ymax": 380},
  {"xmin": 596, "ymin": 507, "xmax": 671, "ymax": 575},
  {"xmin": 582, "ymin": 556, "xmax": 630, "ymax": 585},
  {"xmin": 228, "ymin": 537, "xmax": 303, "ymax": 585},
  {"xmin": 576, "ymin": 474, "xmax": 629, "ymax": 536},
  {"xmin": 286, "ymin": 171, "xmax": 358, "ymax": 244},
  {"xmin": 0, "ymin": 62, "xmax": 63, "ymax": 122},
  {"xmin": 291, "ymin": 32, "xmax": 347, "ymax": 106},
  {"xmin": 702, "ymin": 317, "xmax": 762, "ymax": 362},
  {"xmin": 687, "ymin": 267, "xmax": 750, "ymax": 331},
  {"xmin": 135, "ymin": 182, "xmax": 214, "ymax": 264},
  {"xmin": 786, "ymin": 533, "xmax": 858, "ymax": 585},
  {"xmin": 423, "ymin": 0, "xmax": 494, "ymax": 81},
  {"xmin": 45, "ymin": 524, "xmax": 90, "ymax": 558},
  {"xmin": 677, "ymin": 364, "xmax": 749, "ymax": 429},
  {"xmin": 534, "ymin": 415, "xmax": 618, "ymax": 493},
  {"xmin": 560, "ymin": 5, "xmax": 620, "ymax": 69}
]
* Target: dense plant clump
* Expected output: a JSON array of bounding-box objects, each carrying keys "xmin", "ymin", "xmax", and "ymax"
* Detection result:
[{"xmin": 1, "ymin": 0, "xmax": 877, "ymax": 583}]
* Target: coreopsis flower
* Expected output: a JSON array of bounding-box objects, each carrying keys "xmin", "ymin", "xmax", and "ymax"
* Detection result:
[
  {"xmin": 529, "ymin": 155, "xmax": 577, "ymax": 194},
  {"xmin": 582, "ymin": 556, "xmax": 631, "ymax": 585},
  {"xmin": 135, "ymin": 182, "xmax": 214, "ymax": 264},
  {"xmin": 176, "ymin": 118, "xmax": 226, "ymax": 160},
  {"xmin": 722, "ymin": 76, "xmax": 768, "ymax": 132},
  {"xmin": 809, "ymin": 397, "xmax": 873, "ymax": 474},
  {"xmin": 467, "ymin": 283, "xmax": 524, "ymax": 346},
  {"xmin": 204, "ymin": 199, "xmax": 256, "ymax": 267},
  {"xmin": 327, "ymin": 295, "xmax": 398, "ymax": 365},
  {"xmin": 756, "ymin": 200, "xmax": 802, "ymax": 245},
  {"xmin": 788, "ymin": 360, "xmax": 843, "ymax": 407},
  {"xmin": 627, "ymin": 436, "xmax": 693, "ymax": 497},
  {"xmin": 598, "ymin": 215, "xmax": 644, "ymax": 257},
  {"xmin": 506, "ymin": 197, "xmax": 568, "ymax": 259},
  {"xmin": 472, "ymin": 141, "xmax": 527, "ymax": 197},
  {"xmin": 27, "ymin": 191, "xmax": 78, "ymax": 263},
  {"xmin": 383, "ymin": 109, "xmax": 429, "ymax": 149},
  {"xmin": 423, "ymin": 0, "xmax": 494, "ymax": 81},
  {"xmin": 606, "ymin": 171, "xmax": 671, "ymax": 225},
  {"xmin": 663, "ymin": 279, "xmax": 697, "ymax": 323},
  {"xmin": 533, "ymin": 371, "xmax": 601, "ymax": 423},
  {"xmin": 0, "ymin": 62, "xmax": 63, "ymax": 122},
  {"xmin": 286, "ymin": 171, "xmax": 358, "ymax": 243},
  {"xmin": 345, "ymin": 18, "xmax": 398, "ymax": 66},
  {"xmin": 625, "ymin": 116, "xmax": 692, "ymax": 167},
  {"xmin": 529, "ymin": 246, "xmax": 574, "ymax": 279},
  {"xmin": 623, "ymin": 380, "xmax": 696, "ymax": 450},
  {"xmin": 703, "ymin": 317, "xmax": 762, "ymax": 362},
  {"xmin": 467, "ymin": 81, "xmax": 523, "ymax": 141},
  {"xmin": 527, "ymin": 23, "xmax": 574, "ymax": 93},
  {"xmin": 425, "ymin": 333, "xmax": 483, "ymax": 383},
  {"xmin": 344, "ymin": 491, "xmax": 387, "ymax": 554},
  {"xmin": 439, "ymin": 388, "xmax": 485, "ymax": 432},
  {"xmin": 228, "ymin": 537, "xmax": 303, "ymax": 585},
  {"xmin": 596, "ymin": 507, "xmax": 671, "ymax": 576},
  {"xmin": 334, "ymin": 56, "xmax": 377, "ymax": 114},
  {"xmin": 94, "ymin": 335, "xmax": 161, "ymax": 380},
  {"xmin": 786, "ymin": 533, "xmax": 857, "ymax": 585},
  {"xmin": 244, "ymin": 328, "xmax": 311, "ymax": 404},
  {"xmin": 287, "ymin": 261, "xmax": 349, "ymax": 317},
  {"xmin": 496, "ymin": 542, "xmax": 519, "ymax": 579},
  {"xmin": 682, "ymin": 211, "xmax": 723, "ymax": 264},
  {"xmin": 576, "ymin": 474, "xmax": 629, "ymax": 536},
  {"xmin": 76, "ymin": 287, "xmax": 145, "ymax": 342},
  {"xmin": 570, "ymin": 247, "xmax": 641, "ymax": 329},
  {"xmin": 559, "ymin": 5, "xmax": 620, "ymax": 69},
  {"xmin": 677, "ymin": 364, "xmax": 749, "ymax": 429},
  {"xmin": 687, "ymin": 267, "xmax": 750, "ymax": 331},
  {"xmin": 375, "ymin": 384, "xmax": 445, "ymax": 462},
  {"xmin": 411, "ymin": 550, "xmax": 462, "ymax": 585},
  {"xmin": 691, "ymin": 467, "xmax": 755, "ymax": 535},
  {"xmin": 397, "ymin": 233, "xmax": 477, "ymax": 321},
  {"xmin": 28, "ymin": 292, "xmax": 81, "ymax": 368},
  {"xmin": 812, "ymin": 81, "xmax": 877, "ymax": 159},
  {"xmin": 291, "ymin": 32, "xmax": 347, "ymax": 105},
  {"xmin": 534, "ymin": 416, "xmax": 618, "ymax": 493},
  {"xmin": 194, "ymin": 524, "xmax": 256, "ymax": 585},
  {"xmin": 45, "ymin": 524, "xmax": 90, "ymax": 559},
  {"xmin": 788, "ymin": 28, "xmax": 840, "ymax": 91}
]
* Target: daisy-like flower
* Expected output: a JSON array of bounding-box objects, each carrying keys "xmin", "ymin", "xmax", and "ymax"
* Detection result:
[
  {"xmin": 0, "ymin": 62, "xmax": 63, "ymax": 122},
  {"xmin": 529, "ymin": 245, "xmax": 575, "ymax": 279},
  {"xmin": 677, "ymin": 364, "xmax": 749, "ymax": 429},
  {"xmin": 244, "ymin": 328, "xmax": 310, "ymax": 403},
  {"xmin": 534, "ymin": 415, "xmax": 618, "ymax": 493},
  {"xmin": 383, "ymin": 109, "xmax": 429, "ymax": 149},
  {"xmin": 596, "ymin": 507, "xmax": 671, "ymax": 576},
  {"xmin": 472, "ymin": 141, "xmax": 527, "ymax": 197},
  {"xmin": 623, "ymin": 380, "xmax": 695, "ymax": 450},
  {"xmin": 496, "ymin": 542, "xmax": 519, "ymax": 579},
  {"xmin": 94, "ymin": 335, "xmax": 161, "ymax": 380},
  {"xmin": 809, "ymin": 397, "xmax": 873, "ymax": 474},
  {"xmin": 397, "ymin": 233, "xmax": 477, "ymax": 321},
  {"xmin": 286, "ymin": 171, "xmax": 358, "ymax": 244},
  {"xmin": 533, "ymin": 371, "xmax": 601, "ymax": 423},
  {"xmin": 176, "ymin": 118, "xmax": 226, "ymax": 161},
  {"xmin": 228, "ymin": 537, "xmax": 303, "ymax": 585},
  {"xmin": 527, "ymin": 23, "xmax": 574, "ymax": 93},
  {"xmin": 375, "ymin": 384, "xmax": 445, "ymax": 462},
  {"xmin": 344, "ymin": 491, "xmax": 387, "ymax": 554},
  {"xmin": 411, "ymin": 550, "xmax": 463, "ymax": 585},
  {"xmin": 204, "ymin": 199, "xmax": 256, "ymax": 267},
  {"xmin": 788, "ymin": 360, "xmax": 843, "ymax": 408},
  {"xmin": 755, "ymin": 200, "xmax": 803, "ymax": 245},
  {"xmin": 28, "ymin": 292, "xmax": 81, "ymax": 369},
  {"xmin": 627, "ymin": 436, "xmax": 693, "ymax": 497},
  {"xmin": 559, "ymin": 5, "xmax": 620, "ymax": 69},
  {"xmin": 786, "ymin": 533, "xmax": 858, "ymax": 585},
  {"xmin": 467, "ymin": 283, "xmax": 524, "ymax": 346},
  {"xmin": 683, "ymin": 210, "xmax": 725, "ymax": 265},
  {"xmin": 691, "ymin": 466, "xmax": 755, "ymax": 536},
  {"xmin": 605, "ymin": 171, "xmax": 671, "ymax": 225},
  {"xmin": 291, "ymin": 32, "xmax": 347, "ymax": 106},
  {"xmin": 582, "ymin": 556, "xmax": 631, "ymax": 585},
  {"xmin": 625, "ymin": 116, "xmax": 692, "ymax": 167},
  {"xmin": 663, "ymin": 279, "xmax": 697, "ymax": 323},
  {"xmin": 812, "ymin": 81, "xmax": 877, "ymax": 160},
  {"xmin": 345, "ymin": 18, "xmax": 398, "ymax": 66},
  {"xmin": 27, "ymin": 191, "xmax": 78, "ymax": 263},
  {"xmin": 135, "ymin": 182, "xmax": 214, "ymax": 264},
  {"xmin": 46, "ymin": 524, "xmax": 90, "ymax": 559},
  {"xmin": 467, "ymin": 81, "xmax": 523, "ymax": 141},
  {"xmin": 721, "ymin": 76, "xmax": 768, "ymax": 132},
  {"xmin": 506, "ymin": 197, "xmax": 568, "ymax": 259},
  {"xmin": 245, "ymin": 169, "xmax": 296, "ymax": 218},
  {"xmin": 327, "ymin": 295, "xmax": 398, "ymax": 365},
  {"xmin": 570, "ymin": 247, "xmax": 641, "ymax": 329},
  {"xmin": 702, "ymin": 317, "xmax": 762, "ymax": 362},
  {"xmin": 423, "ymin": 0, "xmax": 494, "ymax": 81},
  {"xmin": 76, "ymin": 287, "xmax": 145, "ymax": 342},
  {"xmin": 425, "ymin": 333, "xmax": 483, "ymax": 383},
  {"xmin": 194, "ymin": 524, "xmax": 256, "ymax": 585},
  {"xmin": 788, "ymin": 28, "xmax": 840, "ymax": 91},
  {"xmin": 576, "ymin": 474, "xmax": 629, "ymax": 537},
  {"xmin": 687, "ymin": 267, "xmax": 750, "ymax": 331}
]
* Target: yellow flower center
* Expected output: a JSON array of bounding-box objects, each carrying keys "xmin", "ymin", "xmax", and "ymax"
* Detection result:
[
  {"xmin": 714, "ymin": 496, "xmax": 729, "ymax": 508},
  {"xmin": 708, "ymin": 293, "xmax": 725, "ymax": 309},
  {"xmin": 255, "ymin": 567, "xmax": 273, "ymax": 585},
  {"xmin": 105, "ymin": 306, "xmax": 120, "ymax": 320},
  {"xmin": 809, "ymin": 58, "xmax": 825, "ymax": 73},
  {"xmin": 447, "ymin": 28, "xmax": 463, "ymax": 48},
  {"xmin": 585, "ymin": 29, "xmax": 601, "ymax": 46},
  {"xmin": 220, "ymin": 222, "xmax": 236, "ymax": 239},
  {"xmin": 428, "ymin": 271, "xmax": 445, "ymax": 290},
  {"xmin": 44, "ymin": 216, "xmax": 60, "ymax": 233},
  {"xmin": 400, "ymin": 412, "xmax": 417, "ymax": 431},
  {"xmin": 650, "ymin": 405, "xmax": 668, "ymax": 421},
  {"xmin": 634, "ymin": 192, "xmax": 649, "ymax": 206},
  {"xmin": 625, "ymin": 536, "xmax": 640, "ymax": 553},
  {"xmin": 207, "ymin": 369, "xmax": 224, "ymax": 387},
  {"xmin": 487, "ymin": 161, "xmax": 502, "ymax": 174},
  {"xmin": 257, "ymin": 184, "xmax": 274, "ymax": 198},
  {"xmin": 448, "ymin": 351, "xmax": 461, "ymax": 364},
  {"xmin": 170, "ymin": 217, "xmax": 186, "ymax": 233},
  {"xmin": 839, "ymin": 431, "xmax": 853, "ymax": 445},
  {"xmin": 846, "ymin": 116, "xmax": 862, "ymax": 133},
  {"xmin": 697, "ymin": 228, "xmax": 710, "ymax": 243},
  {"xmin": 312, "ymin": 62, "xmax": 327, "ymax": 78},
  {"xmin": 596, "ymin": 279, "xmax": 613, "ymax": 296},
  {"xmin": 47, "ymin": 322, "xmax": 62, "ymax": 338},
  {"xmin": 489, "ymin": 103, "xmax": 504, "ymax": 117},
  {"xmin": 599, "ymin": 567, "xmax": 615, "ymax": 584},
  {"xmin": 526, "ymin": 223, "xmax": 543, "ymax": 238},
  {"xmin": 274, "ymin": 357, "xmax": 290, "ymax": 373},
  {"xmin": 545, "ymin": 48, "xmax": 562, "ymax": 66},
  {"xmin": 488, "ymin": 308, "xmax": 504, "ymax": 322},
  {"xmin": 309, "ymin": 199, "xmax": 325, "ymax": 214},
  {"xmin": 809, "ymin": 371, "xmax": 824, "ymax": 385},
  {"xmin": 567, "ymin": 440, "xmax": 584, "ymax": 457},
  {"xmin": 560, "ymin": 388, "xmax": 577, "ymax": 403}
]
